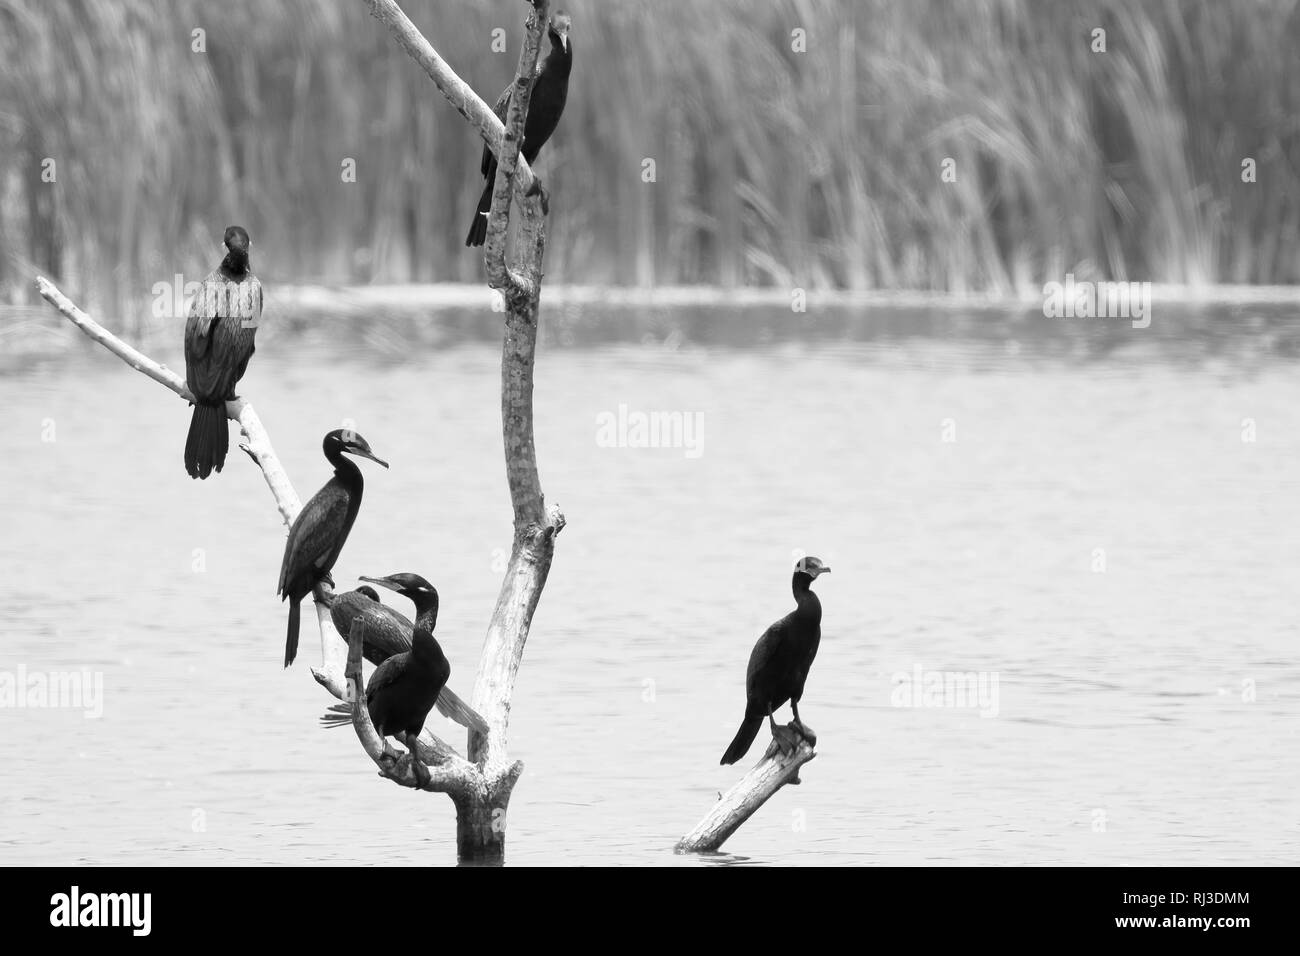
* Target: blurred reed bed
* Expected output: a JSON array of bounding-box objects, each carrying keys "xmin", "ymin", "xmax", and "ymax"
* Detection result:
[{"xmin": 0, "ymin": 0, "xmax": 1297, "ymax": 330}]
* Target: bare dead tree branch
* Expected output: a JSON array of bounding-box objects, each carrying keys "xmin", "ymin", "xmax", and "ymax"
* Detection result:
[
  {"xmin": 357, "ymin": 0, "xmax": 563, "ymax": 860},
  {"xmin": 676, "ymin": 730, "xmax": 818, "ymax": 853}
]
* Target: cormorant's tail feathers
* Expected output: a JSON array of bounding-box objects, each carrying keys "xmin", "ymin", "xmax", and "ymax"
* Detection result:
[
  {"xmin": 464, "ymin": 181, "xmax": 494, "ymax": 247},
  {"xmin": 720, "ymin": 715, "xmax": 763, "ymax": 765},
  {"xmin": 185, "ymin": 402, "xmax": 228, "ymax": 479},
  {"xmin": 435, "ymin": 686, "xmax": 489, "ymax": 734},
  {"xmin": 284, "ymin": 599, "xmax": 300, "ymax": 668},
  {"xmin": 319, "ymin": 703, "xmax": 351, "ymax": 728}
]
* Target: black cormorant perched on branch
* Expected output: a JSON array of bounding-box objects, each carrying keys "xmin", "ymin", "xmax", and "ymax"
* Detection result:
[
  {"xmin": 338, "ymin": 573, "xmax": 451, "ymax": 786},
  {"xmin": 324, "ymin": 584, "xmax": 487, "ymax": 733},
  {"xmin": 278, "ymin": 429, "xmax": 388, "ymax": 668},
  {"xmin": 183, "ymin": 225, "xmax": 260, "ymax": 478},
  {"xmin": 719, "ymin": 556, "xmax": 831, "ymax": 765},
  {"xmin": 464, "ymin": 11, "xmax": 572, "ymax": 247}
]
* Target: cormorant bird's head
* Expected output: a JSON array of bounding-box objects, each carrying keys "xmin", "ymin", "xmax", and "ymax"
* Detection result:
[
  {"xmin": 223, "ymin": 225, "xmax": 250, "ymax": 256},
  {"xmin": 794, "ymin": 556, "xmax": 832, "ymax": 581},
  {"xmin": 355, "ymin": 585, "xmax": 381, "ymax": 602},
  {"xmin": 359, "ymin": 574, "xmax": 439, "ymax": 617},
  {"xmin": 549, "ymin": 11, "xmax": 571, "ymax": 53},
  {"xmin": 221, "ymin": 225, "xmax": 251, "ymax": 275},
  {"xmin": 323, "ymin": 428, "xmax": 389, "ymax": 468}
]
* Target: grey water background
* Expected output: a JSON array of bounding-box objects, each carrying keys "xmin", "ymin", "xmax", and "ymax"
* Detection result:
[{"xmin": 1, "ymin": 300, "xmax": 1298, "ymax": 866}]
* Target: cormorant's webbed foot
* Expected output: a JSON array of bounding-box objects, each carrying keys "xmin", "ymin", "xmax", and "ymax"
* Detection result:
[
  {"xmin": 792, "ymin": 719, "xmax": 817, "ymax": 747},
  {"xmin": 770, "ymin": 724, "xmax": 800, "ymax": 758},
  {"xmin": 525, "ymin": 176, "xmax": 550, "ymax": 216},
  {"xmin": 399, "ymin": 733, "xmax": 430, "ymax": 788}
]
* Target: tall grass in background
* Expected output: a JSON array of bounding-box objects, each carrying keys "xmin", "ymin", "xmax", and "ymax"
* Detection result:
[{"xmin": 1, "ymin": 0, "xmax": 1297, "ymax": 325}]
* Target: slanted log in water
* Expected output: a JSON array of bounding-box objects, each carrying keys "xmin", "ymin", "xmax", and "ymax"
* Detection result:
[{"xmin": 676, "ymin": 726, "xmax": 817, "ymax": 853}]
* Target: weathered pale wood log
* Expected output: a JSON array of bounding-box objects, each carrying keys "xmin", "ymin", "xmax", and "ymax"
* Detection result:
[{"xmin": 676, "ymin": 727, "xmax": 817, "ymax": 853}]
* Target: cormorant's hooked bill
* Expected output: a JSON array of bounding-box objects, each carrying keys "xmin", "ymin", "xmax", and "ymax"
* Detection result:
[
  {"xmin": 360, "ymin": 573, "xmax": 435, "ymax": 597},
  {"xmin": 337, "ymin": 430, "xmax": 389, "ymax": 469},
  {"xmin": 719, "ymin": 556, "xmax": 830, "ymax": 766},
  {"xmin": 797, "ymin": 556, "xmax": 832, "ymax": 577},
  {"xmin": 183, "ymin": 224, "xmax": 261, "ymax": 479}
]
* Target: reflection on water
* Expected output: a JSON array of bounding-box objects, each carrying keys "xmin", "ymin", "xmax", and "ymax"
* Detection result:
[{"xmin": 1, "ymin": 304, "xmax": 1297, "ymax": 865}]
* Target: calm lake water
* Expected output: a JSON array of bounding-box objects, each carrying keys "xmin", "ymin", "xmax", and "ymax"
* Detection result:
[{"xmin": 1, "ymin": 300, "xmax": 1298, "ymax": 866}]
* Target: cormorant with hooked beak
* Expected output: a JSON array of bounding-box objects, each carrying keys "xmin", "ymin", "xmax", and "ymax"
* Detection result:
[{"xmin": 720, "ymin": 556, "xmax": 831, "ymax": 765}]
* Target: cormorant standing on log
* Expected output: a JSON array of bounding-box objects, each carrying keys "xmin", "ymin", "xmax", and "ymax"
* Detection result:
[
  {"xmin": 323, "ymin": 584, "xmax": 487, "ymax": 733},
  {"xmin": 342, "ymin": 573, "xmax": 451, "ymax": 786},
  {"xmin": 465, "ymin": 11, "xmax": 572, "ymax": 247},
  {"xmin": 720, "ymin": 557, "xmax": 831, "ymax": 765},
  {"xmin": 183, "ymin": 225, "xmax": 260, "ymax": 478},
  {"xmin": 278, "ymin": 429, "xmax": 388, "ymax": 667}
]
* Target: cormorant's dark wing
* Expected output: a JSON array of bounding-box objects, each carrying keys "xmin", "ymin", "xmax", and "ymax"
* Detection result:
[
  {"xmin": 183, "ymin": 268, "xmax": 224, "ymax": 377},
  {"xmin": 184, "ymin": 272, "xmax": 260, "ymax": 402},
  {"xmin": 211, "ymin": 274, "xmax": 259, "ymax": 392},
  {"xmin": 480, "ymin": 85, "xmax": 514, "ymax": 178},
  {"xmin": 185, "ymin": 267, "xmax": 224, "ymax": 322},
  {"xmin": 330, "ymin": 591, "xmax": 414, "ymax": 665},
  {"xmin": 278, "ymin": 487, "xmax": 350, "ymax": 596},
  {"xmin": 743, "ymin": 613, "xmax": 798, "ymax": 704},
  {"xmin": 365, "ymin": 651, "xmax": 410, "ymax": 699},
  {"xmin": 745, "ymin": 619, "xmax": 786, "ymax": 678}
]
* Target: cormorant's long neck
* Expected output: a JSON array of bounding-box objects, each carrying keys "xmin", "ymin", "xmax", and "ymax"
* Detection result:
[
  {"xmin": 326, "ymin": 448, "xmax": 363, "ymax": 493},
  {"xmin": 410, "ymin": 600, "xmax": 443, "ymax": 666},
  {"xmin": 220, "ymin": 251, "xmax": 250, "ymax": 280},
  {"xmin": 543, "ymin": 41, "xmax": 572, "ymax": 80},
  {"xmin": 792, "ymin": 573, "xmax": 821, "ymax": 620}
]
